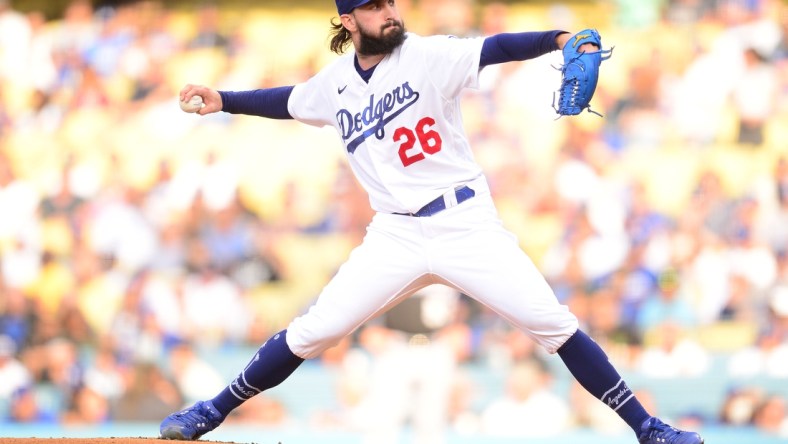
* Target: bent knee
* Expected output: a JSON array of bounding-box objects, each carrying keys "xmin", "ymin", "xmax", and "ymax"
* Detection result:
[
  {"xmin": 286, "ymin": 317, "xmax": 353, "ymax": 360},
  {"xmin": 525, "ymin": 310, "xmax": 579, "ymax": 354}
]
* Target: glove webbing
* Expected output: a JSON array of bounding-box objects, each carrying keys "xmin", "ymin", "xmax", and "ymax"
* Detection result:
[{"xmin": 552, "ymin": 47, "xmax": 614, "ymax": 118}]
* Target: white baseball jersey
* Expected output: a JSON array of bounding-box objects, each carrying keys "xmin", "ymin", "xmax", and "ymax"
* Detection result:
[
  {"xmin": 284, "ymin": 33, "xmax": 578, "ymax": 360},
  {"xmin": 288, "ymin": 33, "xmax": 485, "ymax": 214}
]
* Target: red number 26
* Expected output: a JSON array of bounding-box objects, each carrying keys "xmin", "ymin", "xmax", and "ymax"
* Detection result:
[{"xmin": 395, "ymin": 117, "xmax": 442, "ymax": 167}]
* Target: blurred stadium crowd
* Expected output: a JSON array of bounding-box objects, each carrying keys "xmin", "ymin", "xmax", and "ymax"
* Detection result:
[{"xmin": 1, "ymin": 0, "xmax": 788, "ymax": 441}]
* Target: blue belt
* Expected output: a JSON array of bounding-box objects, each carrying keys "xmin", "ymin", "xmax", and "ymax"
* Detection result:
[{"xmin": 394, "ymin": 185, "xmax": 476, "ymax": 217}]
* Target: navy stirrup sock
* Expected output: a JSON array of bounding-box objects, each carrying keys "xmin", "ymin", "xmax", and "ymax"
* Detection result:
[
  {"xmin": 557, "ymin": 329, "xmax": 650, "ymax": 434},
  {"xmin": 210, "ymin": 329, "xmax": 305, "ymax": 417}
]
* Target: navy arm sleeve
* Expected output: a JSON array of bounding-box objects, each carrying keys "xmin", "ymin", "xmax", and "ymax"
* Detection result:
[
  {"xmin": 480, "ymin": 30, "xmax": 568, "ymax": 67},
  {"xmin": 218, "ymin": 86, "xmax": 295, "ymax": 119}
]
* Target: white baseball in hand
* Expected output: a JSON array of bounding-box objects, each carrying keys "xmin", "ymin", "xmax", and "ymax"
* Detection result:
[{"xmin": 179, "ymin": 95, "xmax": 204, "ymax": 113}]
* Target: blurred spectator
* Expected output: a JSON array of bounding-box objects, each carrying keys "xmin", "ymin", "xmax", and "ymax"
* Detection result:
[
  {"xmin": 671, "ymin": 44, "xmax": 734, "ymax": 146},
  {"xmin": 613, "ymin": 248, "xmax": 659, "ymax": 328},
  {"xmin": 57, "ymin": 296, "xmax": 94, "ymax": 345},
  {"xmin": 718, "ymin": 272, "xmax": 762, "ymax": 322},
  {"xmin": 35, "ymin": 338, "xmax": 84, "ymax": 403},
  {"xmin": 187, "ymin": 3, "xmax": 230, "ymax": 50},
  {"xmin": 623, "ymin": 181, "xmax": 671, "ymax": 251},
  {"xmin": 61, "ymin": 385, "xmax": 110, "ymax": 424},
  {"xmin": 445, "ymin": 368, "xmax": 483, "ymax": 436},
  {"xmin": 0, "ymin": 289, "xmax": 32, "ymax": 348},
  {"xmin": 418, "ymin": 0, "xmax": 476, "ymax": 36},
  {"xmin": 725, "ymin": 197, "xmax": 778, "ymax": 292},
  {"xmin": 636, "ymin": 268, "xmax": 697, "ymax": 332},
  {"xmin": 14, "ymin": 89, "xmax": 65, "ymax": 135},
  {"xmin": 82, "ymin": 5, "xmax": 136, "ymax": 79},
  {"xmin": 181, "ymin": 237, "xmax": 251, "ymax": 344},
  {"xmin": 0, "ymin": 0, "xmax": 32, "ymax": 84},
  {"xmin": 387, "ymin": 285, "xmax": 472, "ymax": 362},
  {"xmin": 6, "ymin": 386, "xmax": 58, "ymax": 423},
  {"xmin": 636, "ymin": 323, "xmax": 711, "ymax": 377},
  {"xmin": 39, "ymin": 157, "xmax": 87, "ymax": 227},
  {"xmin": 0, "ymin": 155, "xmax": 41, "ymax": 253},
  {"xmin": 551, "ymin": 123, "xmax": 603, "ymax": 209},
  {"xmin": 720, "ymin": 387, "xmax": 764, "ymax": 427},
  {"xmin": 751, "ymin": 394, "xmax": 788, "ymax": 436},
  {"xmin": 0, "ymin": 237, "xmax": 41, "ymax": 289},
  {"xmin": 166, "ymin": 341, "xmax": 225, "ymax": 406},
  {"xmin": 731, "ymin": 47, "xmax": 778, "ymax": 146},
  {"xmin": 141, "ymin": 159, "xmax": 179, "ymax": 226},
  {"xmin": 133, "ymin": 272, "xmax": 183, "ymax": 354},
  {"xmin": 542, "ymin": 208, "xmax": 629, "ymax": 290},
  {"xmin": 69, "ymin": 63, "xmax": 110, "ymax": 109},
  {"xmin": 606, "ymin": 58, "xmax": 668, "ymax": 150},
  {"xmin": 330, "ymin": 325, "xmax": 456, "ymax": 444},
  {"xmin": 198, "ymin": 196, "xmax": 258, "ymax": 275},
  {"xmin": 52, "ymin": 0, "xmax": 98, "ymax": 56},
  {"xmin": 0, "ymin": 87, "xmax": 12, "ymax": 137},
  {"xmin": 108, "ymin": 270, "xmax": 168, "ymax": 363},
  {"xmin": 480, "ymin": 357, "xmax": 572, "ymax": 437},
  {"xmin": 585, "ymin": 285, "xmax": 636, "ymax": 349},
  {"xmin": 0, "ymin": 335, "xmax": 31, "ymax": 402},
  {"xmin": 71, "ymin": 243, "xmax": 126, "ymax": 338},
  {"xmin": 614, "ymin": 0, "xmax": 663, "ymax": 27},
  {"xmin": 717, "ymin": 0, "xmax": 782, "ymax": 58},
  {"xmin": 25, "ymin": 252, "xmax": 76, "ymax": 320},
  {"xmin": 688, "ymin": 231, "xmax": 733, "ymax": 325},
  {"xmin": 688, "ymin": 170, "xmax": 735, "ymax": 238},
  {"xmin": 763, "ymin": 156, "xmax": 788, "ymax": 253},
  {"xmin": 83, "ymin": 346, "xmax": 125, "ymax": 402},
  {"xmin": 85, "ymin": 182, "xmax": 158, "ymax": 275},
  {"xmin": 665, "ymin": 0, "xmax": 716, "ymax": 25},
  {"xmin": 727, "ymin": 290, "xmax": 788, "ymax": 378},
  {"xmin": 775, "ymin": 11, "xmax": 788, "ymax": 61},
  {"xmin": 23, "ymin": 10, "xmax": 58, "ymax": 93},
  {"xmin": 112, "ymin": 362, "xmax": 182, "ymax": 421}
]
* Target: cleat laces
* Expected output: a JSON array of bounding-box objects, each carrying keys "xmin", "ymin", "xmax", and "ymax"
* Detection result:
[
  {"xmin": 639, "ymin": 417, "xmax": 704, "ymax": 444},
  {"xmin": 161, "ymin": 401, "xmax": 223, "ymax": 440}
]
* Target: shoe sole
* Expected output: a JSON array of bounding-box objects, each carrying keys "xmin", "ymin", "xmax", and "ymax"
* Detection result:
[{"xmin": 159, "ymin": 426, "xmax": 191, "ymax": 440}]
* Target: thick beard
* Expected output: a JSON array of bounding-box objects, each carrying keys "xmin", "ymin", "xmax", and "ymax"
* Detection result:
[{"xmin": 357, "ymin": 21, "xmax": 406, "ymax": 56}]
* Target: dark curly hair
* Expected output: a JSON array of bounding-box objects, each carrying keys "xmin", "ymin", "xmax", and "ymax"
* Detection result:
[{"xmin": 329, "ymin": 17, "xmax": 352, "ymax": 54}]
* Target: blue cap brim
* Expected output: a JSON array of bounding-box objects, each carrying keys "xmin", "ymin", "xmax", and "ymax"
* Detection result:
[{"xmin": 336, "ymin": 0, "xmax": 373, "ymax": 15}]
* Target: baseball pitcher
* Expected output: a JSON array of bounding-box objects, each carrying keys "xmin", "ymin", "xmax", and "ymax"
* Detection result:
[{"xmin": 160, "ymin": 1, "xmax": 703, "ymax": 443}]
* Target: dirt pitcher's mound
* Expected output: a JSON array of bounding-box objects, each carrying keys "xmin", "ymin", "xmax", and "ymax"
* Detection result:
[{"xmin": 0, "ymin": 439, "xmax": 257, "ymax": 444}]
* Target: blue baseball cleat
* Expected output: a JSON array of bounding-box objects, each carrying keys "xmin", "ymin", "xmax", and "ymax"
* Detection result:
[
  {"xmin": 159, "ymin": 400, "xmax": 224, "ymax": 440},
  {"xmin": 638, "ymin": 417, "xmax": 704, "ymax": 444}
]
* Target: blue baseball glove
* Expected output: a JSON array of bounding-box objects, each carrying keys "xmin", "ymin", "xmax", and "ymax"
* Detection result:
[{"xmin": 553, "ymin": 29, "xmax": 613, "ymax": 117}]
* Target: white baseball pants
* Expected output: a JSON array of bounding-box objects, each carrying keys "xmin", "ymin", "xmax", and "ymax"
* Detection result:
[{"xmin": 287, "ymin": 178, "xmax": 579, "ymax": 359}]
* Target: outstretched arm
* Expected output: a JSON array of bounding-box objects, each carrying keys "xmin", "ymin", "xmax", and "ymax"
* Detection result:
[
  {"xmin": 480, "ymin": 30, "xmax": 598, "ymax": 67},
  {"xmin": 480, "ymin": 31, "xmax": 567, "ymax": 67},
  {"xmin": 179, "ymin": 84, "xmax": 295, "ymax": 119}
]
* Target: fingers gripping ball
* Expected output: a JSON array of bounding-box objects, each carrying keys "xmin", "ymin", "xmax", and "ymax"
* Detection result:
[
  {"xmin": 180, "ymin": 95, "xmax": 204, "ymax": 113},
  {"xmin": 553, "ymin": 29, "xmax": 613, "ymax": 117}
]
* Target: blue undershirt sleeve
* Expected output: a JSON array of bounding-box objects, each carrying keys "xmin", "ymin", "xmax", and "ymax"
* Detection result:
[
  {"xmin": 480, "ymin": 30, "xmax": 568, "ymax": 67},
  {"xmin": 218, "ymin": 86, "xmax": 295, "ymax": 119}
]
